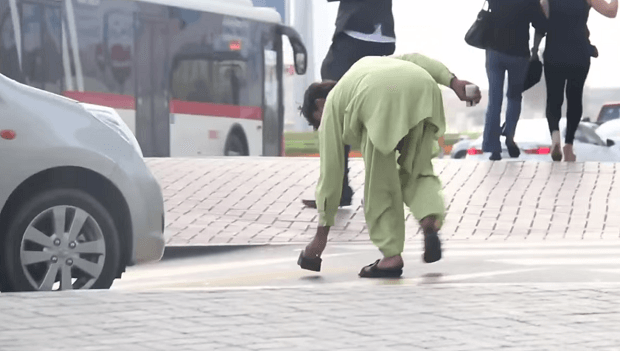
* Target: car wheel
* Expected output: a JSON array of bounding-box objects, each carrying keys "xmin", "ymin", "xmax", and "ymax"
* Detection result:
[
  {"xmin": 453, "ymin": 150, "xmax": 467, "ymax": 159},
  {"xmin": 224, "ymin": 131, "xmax": 247, "ymax": 156},
  {"xmin": 0, "ymin": 189, "xmax": 120, "ymax": 292}
]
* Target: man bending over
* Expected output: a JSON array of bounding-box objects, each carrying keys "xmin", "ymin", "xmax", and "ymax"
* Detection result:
[{"xmin": 297, "ymin": 53, "xmax": 481, "ymax": 277}]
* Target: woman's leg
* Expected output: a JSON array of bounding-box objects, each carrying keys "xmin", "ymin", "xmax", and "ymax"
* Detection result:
[
  {"xmin": 564, "ymin": 63, "xmax": 590, "ymax": 144},
  {"xmin": 544, "ymin": 62, "xmax": 567, "ymax": 161},
  {"xmin": 563, "ymin": 62, "xmax": 590, "ymax": 161},
  {"xmin": 483, "ymin": 50, "xmax": 506, "ymax": 159},
  {"xmin": 504, "ymin": 55, "xmax": 530, "ymax": 157}
]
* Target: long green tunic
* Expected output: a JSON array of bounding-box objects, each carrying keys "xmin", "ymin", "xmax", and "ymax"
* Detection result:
[{"xmin": 316, "ymin": 54, "xmax": 454, "ymax": 232}]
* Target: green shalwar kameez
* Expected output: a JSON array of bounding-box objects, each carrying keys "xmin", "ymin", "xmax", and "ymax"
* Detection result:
[{"xmin": 316, "ymin": 53, "xmax": 454, "ymax": 257}]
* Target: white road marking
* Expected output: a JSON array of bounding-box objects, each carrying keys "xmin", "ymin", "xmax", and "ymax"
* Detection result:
[
  {"xmin": 489, "ymin": 258, "xmax": 620, "ymax": 265},
  {"xmin": 589, "ymin": 269, "xmax": 620, "ymax": 274},
  {"xmin": 405, "ymin": 248, "xmax": 620, "ymax": 257},
  {"xmin": 117, "ymin": 252, "xmax": 358, "ymax": 281},
  {"xmin": 332, "ymin": 240, "xmax": 620, "ymax": 251}
]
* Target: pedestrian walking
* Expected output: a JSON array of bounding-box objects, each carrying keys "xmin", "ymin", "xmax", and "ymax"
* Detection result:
[
  {"xmin": 481, "ymin": 0, "xmax": 547, "ymax": 161},
  {"xmin": 536, "ymin": 0, "xmax": 617, "ymax": 161},
  {"xmin": 297, "ymin": 53, "xmax": 481, "ymax": 277},
  {"xmin": 301, "ymin": 0, "xmax": 396, "ymax": 209}
]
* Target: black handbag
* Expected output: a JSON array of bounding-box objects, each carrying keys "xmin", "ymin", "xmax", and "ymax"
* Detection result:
[
  {"xmin": 465, "ymin": 0, "xmax": 492, "ymax": 49},
  {"xmin": 523, "ymin": 57, "xmax": 543, "ymax": 91}
]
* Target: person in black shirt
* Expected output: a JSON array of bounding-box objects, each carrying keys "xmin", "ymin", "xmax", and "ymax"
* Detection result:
[
  {"xmin": 536, "ymin": 0, "xmax": 617, "ymax": 162},
  {"xmin": 481, "ymin": 0, "xmax": 547, "ymax": 161},
  {"xmin": 302, "ymin": 0, "xmax": 396, "ymax": 209}
]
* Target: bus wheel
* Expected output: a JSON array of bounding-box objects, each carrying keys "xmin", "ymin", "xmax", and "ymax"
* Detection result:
[{"xmin": 224, "ymin": 131, "xmax": 248, "ymax": 156}]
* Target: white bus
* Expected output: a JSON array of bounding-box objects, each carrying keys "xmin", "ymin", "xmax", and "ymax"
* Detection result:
[{"xmin": 0, "ymin": 0, "xmax": 307, "ymax": 157}]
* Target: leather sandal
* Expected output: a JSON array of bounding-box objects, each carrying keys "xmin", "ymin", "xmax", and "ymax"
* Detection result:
[
  {"xmin": 358, "ymin": 259, "xmax": 403, "ymax": 278},
  {"xmin": 297, "ymin": 250, "xmax": 322, "ymax": 272},
  {"xmin": 423, "ymin": 230, "xmax": 442, "ymax": 263}
]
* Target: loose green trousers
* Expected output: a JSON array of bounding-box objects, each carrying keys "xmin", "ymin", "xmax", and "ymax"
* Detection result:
[{"xmin": 361, "ymin": 122, "xmax": 445, "ymax": 258}]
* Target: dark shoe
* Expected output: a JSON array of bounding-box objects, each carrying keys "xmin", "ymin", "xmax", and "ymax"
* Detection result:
[
  {"xmin": 297, "ymin": 250, "xmax": 321, "ymax": 272},
  {"xmin": 301, "ymin": 199, "xmax": 351, "ymax": 209},
  {"xmin": 423, "ymin": 230, "xmax": 442, "ymax": 263},
  {"xmin": 489, "ymin": 152, "xmax": 502, "ymax": 161},
  {"xmin": 301, "ymin": 199, "xmax": 317, "ymax": 209},
  {"xmin": 506, "ymin": 138, "xmax": 520, "ymax": 158},
  {"xmin": 358, "ymin": 259, "xmax": 403, "ymax": 278}
]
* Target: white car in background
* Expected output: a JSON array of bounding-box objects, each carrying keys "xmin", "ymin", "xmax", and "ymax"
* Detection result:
[
  {"xmin": 0, "ymin": 73, "xmax": 165, "ymax": 292},
  {"xmin": 595, "ymin": 119, "xmax": 620, "ymax": 143},
  {"xmin": 450, "ymin": 137, "xmax": 473, "ymax": 159},
  {"xmin": 465, "ymin": 118, "xmax": 620, "ymax": 162}
]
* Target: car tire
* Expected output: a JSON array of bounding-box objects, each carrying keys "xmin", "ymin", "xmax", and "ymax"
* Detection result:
[
  {"xmin": 224, "ymin": 131, "xmax": 247, "ymax": 156},
  {"xmin": 453, "ymin": 150, "xmax": 467, "ymax": 159},
  {"xmin": 0, "ymin": 188, "xmax": 121, "ymax": 292}
]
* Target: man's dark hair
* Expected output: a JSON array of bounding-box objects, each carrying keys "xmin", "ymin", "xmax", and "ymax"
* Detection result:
[{"xmin": 299, "ymin": 82, "xmax": 334, "ymax": 130}]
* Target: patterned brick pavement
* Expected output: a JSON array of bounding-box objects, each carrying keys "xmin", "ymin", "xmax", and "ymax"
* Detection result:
[
  {"xmin": 146, "ymin": 158, "xmax": 620, "ymax": 246},
  {"xmin": 1, "ymin": 283, "xmax": 619, "ymax": 350}
]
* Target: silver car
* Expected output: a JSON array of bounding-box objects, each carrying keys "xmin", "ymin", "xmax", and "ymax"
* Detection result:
[{"xmin": 0, "ymin": 74, "xmax": 165, "ymax": 292}]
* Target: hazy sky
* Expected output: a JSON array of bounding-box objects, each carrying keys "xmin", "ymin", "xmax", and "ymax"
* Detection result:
[{"xmin": 308, "ymin": 0, "xmax": 619, "ymax": 89}]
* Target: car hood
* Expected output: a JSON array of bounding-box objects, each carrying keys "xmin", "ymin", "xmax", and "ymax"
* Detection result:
[
  {"xmin": 0, "ymin": 74, "xmax": 79, "ymax": 107},
  {"xmin": 596, "ymin": 119, "xmax": 620, "ymax": 142}
]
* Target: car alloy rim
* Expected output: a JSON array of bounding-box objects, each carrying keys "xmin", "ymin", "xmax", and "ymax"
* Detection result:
[{"xmin": 20, "ymin": 206, "xmax": 106, "ymax": 290}]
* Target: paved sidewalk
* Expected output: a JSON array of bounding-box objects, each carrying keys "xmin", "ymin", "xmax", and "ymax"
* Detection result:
[
  {"xmin": 1, "ymin": 282, "xmax": 619, "ymax": 350},
  {"xmin": 146, "ymin": 158, "xmax": 620, "ymax": 246}
]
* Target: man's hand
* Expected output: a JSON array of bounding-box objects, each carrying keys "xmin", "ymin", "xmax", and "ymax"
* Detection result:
[{"xmin": 450, "ymin": 78, "xmax": 482, "ymax": 105}]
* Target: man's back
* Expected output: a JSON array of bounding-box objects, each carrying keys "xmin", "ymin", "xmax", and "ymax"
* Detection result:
[
  {"xmin": 334, "ymin": 56, "xmax": 434, "ymax": 102},
  {"xmin": 327, "ymin": 56, "xmax": 444, "ymax": 154}
]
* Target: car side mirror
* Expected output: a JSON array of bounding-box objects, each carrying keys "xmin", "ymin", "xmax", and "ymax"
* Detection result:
[
  {"xmin": 607, "ymin": 139, "xmax": 615, "ymax": 147},
  {"xmin": 278, "ymin": 25, "xmax": 308, "ymax": 75},
  {"xmin": 583, "ymin": 117, "xmax": 591, "ymax": 122}
]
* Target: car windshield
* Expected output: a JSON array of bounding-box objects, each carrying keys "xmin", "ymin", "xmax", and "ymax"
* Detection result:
[{"xmin": 598, "ymin": 106, "xmax": 620, "ymax": 123}]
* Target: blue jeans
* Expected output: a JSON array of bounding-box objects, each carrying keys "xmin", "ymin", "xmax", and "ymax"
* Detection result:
[{"xmin": 483, "ymin": 49, "xmax": 530, "ymax": 153}]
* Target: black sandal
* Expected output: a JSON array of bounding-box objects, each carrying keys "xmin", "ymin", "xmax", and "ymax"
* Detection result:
[
  {"xmin": 358, "ymin": 259, "xmax": 403, "ymax": 278},
  {"xmin": 423, "ymin": 230, "xmax": 442, "ymax": 263},
  {"xmin": 297, "ymin": 250, "xmax": 322, "ymax": 272}
]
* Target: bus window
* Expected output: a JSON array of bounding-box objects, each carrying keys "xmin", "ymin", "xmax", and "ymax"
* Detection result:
[
  {"xmin": 21, "ymin": 2, "xmax": 62, "ymax": 94},
  {"xmin": 172, "ymin": 59, "xmax": 210, "ymax": 102},
  {"xmin": 172, "ymin": 58, "xmax": 247, "ymax": 106}
]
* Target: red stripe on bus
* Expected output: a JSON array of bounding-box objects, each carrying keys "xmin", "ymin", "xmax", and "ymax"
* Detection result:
[
  {"xmin": 169, "ymin": 100, "xmax": 262, "ymax": 121},
  {"xmin": 62, "ymin": 91, "xmax": 262, "ymax": 121},
  {"xmin": 62, "ymin": 91, "xmax": 135, "ymax": 109}
]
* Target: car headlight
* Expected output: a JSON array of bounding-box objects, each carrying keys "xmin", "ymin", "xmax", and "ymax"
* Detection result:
[{"xmin": 80, "ymin": 103, "xmax": 143, "ymax": 157}]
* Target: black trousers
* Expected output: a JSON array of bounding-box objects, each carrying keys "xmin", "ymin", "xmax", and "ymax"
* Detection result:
[
  {"xmin": 544, "ymin": 61, "xmax": 590, "ymax": 145},
  {"xmin": 320, "ymin": 33, "xmax": 395, "ymax": 203}
]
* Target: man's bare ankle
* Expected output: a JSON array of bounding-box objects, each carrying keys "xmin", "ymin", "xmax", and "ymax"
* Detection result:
[
  {"xmin": 420, "ymin": 216, "xmax": 439, "ymax": 234},
  {"xmin": 379, "ymin": 255, "xmax": 404, "ymax": 268}
]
